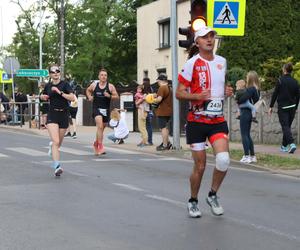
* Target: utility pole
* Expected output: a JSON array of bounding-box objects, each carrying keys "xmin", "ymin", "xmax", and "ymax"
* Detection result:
[
  {"xmin": 170, "ymin": 0, "xmax": 180, "ymax": 150},
  {"xmin": 60, "ymin": 0, "xmax": 65, "ymax": 79},
  {"xmin": 39, "ymin": 0, "xmax": 43, "ymax": 84}
]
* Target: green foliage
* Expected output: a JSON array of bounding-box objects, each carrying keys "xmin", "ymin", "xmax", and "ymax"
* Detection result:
[
  {"xmin": 226, "ymin": 67, "xmax": 246, "ymax": 88},
  {"xmin": 260, "ymin": 57, "xmax": 293, "ymax": 90},
  {"xmin": 7, "ymin": 0, "xmax": 156, "ymax": 93},
  {"xmin": 219, "ymin": 0, "xmax": 300, "ymax": 76},
  {"xmin": 293, "ymin": 62, "xmax": 300, "ymax": 84}
]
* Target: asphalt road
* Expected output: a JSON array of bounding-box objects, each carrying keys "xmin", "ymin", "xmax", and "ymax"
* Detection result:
[{"xmin": 0, "ymin": 128, "xmax": 299, "ymax": 250}]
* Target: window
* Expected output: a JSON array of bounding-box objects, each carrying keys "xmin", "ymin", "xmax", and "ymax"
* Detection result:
[{"xmin": 158, "ymin": 18, "xmax": 170, "ymax": 49}]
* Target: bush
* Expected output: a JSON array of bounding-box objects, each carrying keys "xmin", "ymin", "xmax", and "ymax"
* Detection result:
[{"xmin": 226, "ymin": 67, "xmax": 246, "ymax": 90}]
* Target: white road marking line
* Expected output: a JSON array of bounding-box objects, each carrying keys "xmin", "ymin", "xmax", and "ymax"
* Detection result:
[
  {"xmin": 228, "ymin": 216, "xmax": 300, "ymax": 242},
  {"xmin": 113, "ymin": 183, "xmax": 146, "ymax": 192},
  {"xmin": 0, "ymin": 153, "xmax": 8, "ymax": 158},
  {"xmin": 6, "ymin": 147, "xmax": 48, "ymax": 156},
  {"xmin": 93, "ymin": 158, "xmax": 132, "ymax": 162},
  {"xmin": 145, "ymin": 194, "xmax": 185, "ymax": 207},
  {"xmin": 42, "ymin": 160, "xmax": 83, "ymax": 164},
  {"xmin": 59, "ymin": 147, "xmax": 93, "ymax": 155}
]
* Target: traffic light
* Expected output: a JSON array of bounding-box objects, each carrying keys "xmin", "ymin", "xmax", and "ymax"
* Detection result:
[
  {"xmin": 191, "ymin": 0, "xmax": 207, "ymax": 32},
  {"xmin": 178, "ymin": 0, "xmax": 207, "ymax": 49},
  {"xmin": 178, "ymin": 26, "xmax": 193, "ymax": 49}
]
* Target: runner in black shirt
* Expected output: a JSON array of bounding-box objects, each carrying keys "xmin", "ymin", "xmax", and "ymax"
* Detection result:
[
  {"xmin": 86, "ymin": 68, "xmax": 119, "ymax": 155},
  {"xmin": 40, "ymin": 64, "xmax": 76, "ymax": 176}
]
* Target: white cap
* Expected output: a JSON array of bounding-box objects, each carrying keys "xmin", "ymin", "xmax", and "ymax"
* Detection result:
[{"xmin": 194, "ymin": 26, "xmax": 217, "ymax": 42}]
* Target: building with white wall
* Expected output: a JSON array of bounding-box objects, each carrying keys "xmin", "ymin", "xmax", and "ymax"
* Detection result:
[{"xmin": 137, "ymin": 0, "xmax": 190, "ymax": 84}]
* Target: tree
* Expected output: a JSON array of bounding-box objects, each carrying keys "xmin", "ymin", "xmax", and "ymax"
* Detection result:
[{"xmin": 218, "ymin": 0, "xmax": 300, "ymax": 75}]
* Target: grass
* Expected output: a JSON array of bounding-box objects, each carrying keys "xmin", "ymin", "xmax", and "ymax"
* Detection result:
[{"xmin": 206, "ymin": 148, "xmax": 300, "ymax": 170}]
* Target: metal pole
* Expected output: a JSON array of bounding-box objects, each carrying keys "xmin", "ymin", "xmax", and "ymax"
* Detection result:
[
  {"xmin": 1, "ymin": 7, "xmax": 4, "ymax": 93},
  {"xmin": 39, "ymin": 0, "xmax": 43, "ymax": 84},
  {"xmin": 170, "ymin": 0, "xmax": 180, "ymax": 150},
  {"xmin": 60, "ymin": 0, "xmax": 65, "ymax": 79}
]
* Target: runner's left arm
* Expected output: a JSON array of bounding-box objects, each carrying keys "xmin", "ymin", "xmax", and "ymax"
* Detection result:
[{"xmin": 108, "ymin": 84, "xmax": 119, "ymax": 99}]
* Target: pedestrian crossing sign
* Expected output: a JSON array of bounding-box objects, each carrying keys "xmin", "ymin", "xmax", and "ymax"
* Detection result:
[
  {"xmin": 0, "ymin": 69, "xmax": 13, "ymax": 84},
  {"xmin": 207, "ymin": 0, "xmax": 246, "ymax": 36}
]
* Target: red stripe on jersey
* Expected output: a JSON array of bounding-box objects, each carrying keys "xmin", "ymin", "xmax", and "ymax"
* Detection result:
[{"xmin": 178, "ymin": 74, "xmax": 190, "ymax": 87}]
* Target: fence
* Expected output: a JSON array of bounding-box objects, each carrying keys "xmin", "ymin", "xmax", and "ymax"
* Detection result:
[
  {"xmin": 224, "ymin": 91, "xmax": 300, "ymax": 144},
  {"xmin": 0, "ymin": 98, "xmax": 45, "ymax": 129}
]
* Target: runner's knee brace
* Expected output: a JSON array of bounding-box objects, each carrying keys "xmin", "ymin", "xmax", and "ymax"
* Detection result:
[{"xmin": 215, "ymin": 152, "xmax": 230, "ymax": 172}]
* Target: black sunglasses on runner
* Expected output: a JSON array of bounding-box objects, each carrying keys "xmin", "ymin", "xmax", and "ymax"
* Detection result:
[{"xmin": 50, "ymin": 69, "xmax": 60, "ymax": 74}]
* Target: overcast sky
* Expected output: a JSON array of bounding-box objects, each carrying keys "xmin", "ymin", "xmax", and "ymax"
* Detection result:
[
  {"xmin": 0, "ymin": 0, "xmax": 80, "ymax": 47},
  {"xmin": 0, "ymin": 0, "xmax": 24, "ymax": 46}
]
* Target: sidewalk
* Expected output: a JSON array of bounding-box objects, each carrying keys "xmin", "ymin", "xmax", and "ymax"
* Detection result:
[{"xmin": 1, "ymin": 123, "xmax": 300, "ymax": 177}]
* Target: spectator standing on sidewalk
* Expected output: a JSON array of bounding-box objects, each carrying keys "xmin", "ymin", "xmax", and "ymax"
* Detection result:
[
  {"xmin": 269, "ymin": 63, "xmax": 299, "ymax": 153},
  {"xmin": 142, "ymin": 77, "xmax": 154, "ymax": 145},
  {"xmin": 153, "ymin": 74, "xmax": 173, "ymax": 151},
  {"xmin": 14, "ymin": 87, "xmax": 28, "ymax": 125},
  {"xmin": 176, "ymin": 26, "xmax": 233, "ymax": 218},
  {"xmin": 135, "ymin": 85, "xmax": 149, "ymax": 147},
  {"xmin": 40, "ymin": 64, "xmax": 76, "ymax": 176},
  {"xmin": 86, "ymin": 68, "xmax": 119, "ymax": 155},
  {"xmin": 237, "ymin": 71, "xmax": 260, "ymax": 164},
  {"xmin": 0, "ymin": 92, "xmax": 9, "ymax": 123},
  {"xmin": 235, "ymin": 79, "xmax": 258, "ymax": 123},
  {"xmin": 64, "ymin": 95, "xmax": 78, "ymax": 139}
]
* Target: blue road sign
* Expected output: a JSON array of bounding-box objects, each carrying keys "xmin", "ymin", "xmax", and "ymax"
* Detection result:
[{"xmin": 213, "ymin": 1, "xmax": 239, "ymax": 29}]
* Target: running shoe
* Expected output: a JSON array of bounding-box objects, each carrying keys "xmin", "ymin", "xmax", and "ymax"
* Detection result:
[
  {"xmin": 93, "ymin": 141, "xmax": 99, "ymax": 155},
  {"xmin": 187, "ymin": 201, "xmax": 202, "ymax": 218},
  {"xmin": 206, "ymin": 195, "xmax": 224, "ymax": 216},
  {"xmin": 240, "ymin": 155, "xmax": 251, "ymax": 164},
  {"xmin": 54, "ymin": 166, "xmax": 63, "ymax": 177},
  {"xmin": 64, "ymin": 132, "xmax": 71, "ymax": 137},
  {"xmin": 156, "ymin": 142, "xmax": 172, "ymax": 151},
  {"xmin": 48, "ymin": 141, "xmax": 53, "ymax": 158},
  {"xmin": 289, "ymin": 143, "xmax": 297, "ymax": 154},
  {"xmin": 72, "ymin": 132, "xmax": 77, "ymax": 139},
  {"xmin": 97, "ymin": 142, "xmax": 106, "ymax": 155},
  {"xmin": 280, "ymin": 145, "xmax": 289, "ymax": 152},
  {"xmin": 118, "ymin": 139, "xmax": 124, "ymax": 144},
  {"xmin": 250, "ymin": 155, "xmax": 257, "ymax": 163}
]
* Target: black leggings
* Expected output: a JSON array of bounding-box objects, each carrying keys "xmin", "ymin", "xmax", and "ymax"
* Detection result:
[
  {"xmin": 240, "ymin": 108, "xmax": 254, "ymax": 156},
  {"xmin": 278, "ymin": 108, "xmax": 296, "ymax": 146}
]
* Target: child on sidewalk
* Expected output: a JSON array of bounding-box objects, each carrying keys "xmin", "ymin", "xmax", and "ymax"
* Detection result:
[
  {"xmin": 235, "ymin": 79, "xmax": 258, "ymax": 123},
  {"xmin": 107, "ymin": 108, "xmax": 129, "ymax": 144},
  {"xmin": 135, "ymin": 85, "xmax": 149, "ymax": 147}
]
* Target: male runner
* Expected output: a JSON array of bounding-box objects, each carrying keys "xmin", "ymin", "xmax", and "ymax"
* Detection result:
[
  {"xmin": 86, "ymin": 68, "xmax": 119, "ymax": 155},
  {"xmin": 176, "ymin": 26, "xmax": 233, "ymax": 218}
]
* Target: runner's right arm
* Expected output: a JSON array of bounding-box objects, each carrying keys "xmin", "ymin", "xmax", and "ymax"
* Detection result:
[{"xmin": 86, "ymin": 82, "xmax": 95, "ymax": 101}]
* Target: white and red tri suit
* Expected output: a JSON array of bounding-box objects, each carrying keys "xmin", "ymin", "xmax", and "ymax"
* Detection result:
[{"xmin": 178, "ymin": 53, "xmax": 227, "ymax": 125}]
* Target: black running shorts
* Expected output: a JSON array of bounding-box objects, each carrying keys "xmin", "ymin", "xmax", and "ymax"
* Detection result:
[
  {"xmin": 186, "ymin": 121, "xmax": 229, "ymax": 144},
  {"xmin": 69, "ymin": 107, "xmax": 78, "ymax": 119},
  {"xmin": 47, "ymin": 110, "xmax": 69, "ymax": 129},
  {"xmin": 93, "ymin": 107, "xmax": 110, "ymax": 123}
]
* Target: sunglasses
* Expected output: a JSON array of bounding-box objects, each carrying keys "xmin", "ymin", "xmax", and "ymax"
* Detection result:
[{"xmin": 50, "ymin": 69, "xmax": 60, "ymax": 74}]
